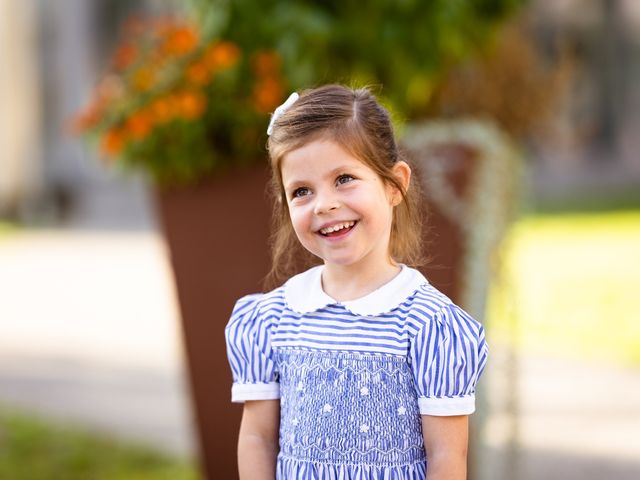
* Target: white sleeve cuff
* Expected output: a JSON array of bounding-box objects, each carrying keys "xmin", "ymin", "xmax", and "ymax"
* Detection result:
[
  {"xmin": 231, "ymin": 382, "xmax": 280, "ymax": 403},
  {"xmin": 418, "ymin": 394, "xmax": 475, "ymax": 416}
]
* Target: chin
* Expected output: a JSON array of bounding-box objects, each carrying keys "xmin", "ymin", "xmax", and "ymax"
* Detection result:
[{"xmin": 320, "ymin": 255, "xmax": 364, "ymax": 268}]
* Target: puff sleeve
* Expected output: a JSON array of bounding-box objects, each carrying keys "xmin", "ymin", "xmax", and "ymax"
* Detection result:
[
  {"xmin": 224, "ymin": 294, "xmax": 280, "ymax": 403},
  {"xmin": 409, "ymin": 303, "xmax": 488, "ymax": 416}
]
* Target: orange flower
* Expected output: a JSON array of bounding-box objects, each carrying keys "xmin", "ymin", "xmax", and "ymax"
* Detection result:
[
  {"xmin": 162, "ymin": 24, "xmax": 199, "ymax": 56},
  {"xmin": 125, "ymin": 111, "xmax": 153, "ymax": 140},
  {"xmin": 100, "ymin": 128, "xmax": 126, "ymax": 156},
  {"xmin": 253, "ymin": 77, "xmax": 284, "ymax": 113},
  {"xmin": 123, "ymin": 15, "xmax": 148, "ymax": 37},
  {"xmin": 68, "ymin": 102, "xmax": 103, "ymax": 134},
  {"xmin": 132, "ymin": 67, "xmax": 155, "ymax": 91},
  {"xmin": 153, "ymin": 16, "xmax": 178, "ymax": 37},
  {"xmin": 112, "ymin": 44, "xmax": 137, "ymax": 70},
  {"xmin": 69, "ymin": 78, "xmax": 122, "ymax": 135},
  {"xmin": 149, "ymin": 97, "xmax": 174, "ymax": 124},
  {"xmin": 252, "ymin": 50, "xmax": 281, "ymax": 77},
  {"xmin": 186, "ymin": 61, "xmax": 211, "ymax": 86},
  {"xmin": 96, "ymin": 75, "xmax": 125, "ymax": 101},
  {"xmin": 175, "ymin": 90, "xmax": 207, "ymax": 120},
  {"xmin": 204, "ymin": 41, "xmax": 240, "ymax": 71},
  {"xmin": 251, "ymin": 50, "xmax": 284, "ymax": 112}
]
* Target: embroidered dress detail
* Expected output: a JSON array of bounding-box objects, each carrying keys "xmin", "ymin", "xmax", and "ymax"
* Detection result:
[
  {"xmin": 277, "ymin": 349, "xmax": 425, "ymax": 469},
  {"xmin": 224, "ymin": 265, "xmax": 489, "ymax": 479}
]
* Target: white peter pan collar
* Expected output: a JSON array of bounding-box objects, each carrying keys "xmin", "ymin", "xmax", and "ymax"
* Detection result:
[{"xmin": 284, "ymin": 264, "xmax": 428, "ymax": 316}]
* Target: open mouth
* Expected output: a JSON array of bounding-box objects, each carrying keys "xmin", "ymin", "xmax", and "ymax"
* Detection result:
[{"xmin": 318, "ymin": 221, "xmax": 357, "ymax": 237}]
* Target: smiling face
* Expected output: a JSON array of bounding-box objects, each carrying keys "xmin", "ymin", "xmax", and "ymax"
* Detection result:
[{"xmin": 280, "ymin": 138, "xmax": 405, "ymax": 276}]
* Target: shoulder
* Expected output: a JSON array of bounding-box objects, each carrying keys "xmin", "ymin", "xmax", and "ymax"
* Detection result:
[
  {"xmin": 399, "ymin": 275, "xmax": 452, "ymax": 322},
  {"xmin": 403, "ymin": 280, "xmax": 484, "ymax": 336},
  {"xmin": 226, "ymin": 285, "xmax": 287, "ymax": 329}
]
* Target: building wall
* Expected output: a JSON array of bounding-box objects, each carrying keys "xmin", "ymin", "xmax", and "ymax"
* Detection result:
[
  {"xmin": 530, "ymin": 0, "xmax": 640, "ymax": 197},
  {"xmin": 0, "ymin": 0, "xmax": 42, "ymax": 219}
]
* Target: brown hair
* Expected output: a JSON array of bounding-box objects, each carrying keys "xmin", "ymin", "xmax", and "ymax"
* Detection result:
[{"xmin": 264, "ymin": 84, "xmax": 425, "ymax": 289}]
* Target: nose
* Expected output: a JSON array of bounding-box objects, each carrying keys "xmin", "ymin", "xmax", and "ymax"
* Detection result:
[{"xmin": 313, "ymin": 188, "xmax": 340, "ymax": 215}]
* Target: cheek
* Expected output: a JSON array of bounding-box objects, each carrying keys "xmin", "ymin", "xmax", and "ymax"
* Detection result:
[{"xmin": 287, "ymin": 207, "xmax": 310, "ymax": 235}]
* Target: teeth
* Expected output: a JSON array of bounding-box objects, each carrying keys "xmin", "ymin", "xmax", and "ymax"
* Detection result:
[{"xmin": 320, "ymin": 221, "xmax": 355, "ymax": 235}]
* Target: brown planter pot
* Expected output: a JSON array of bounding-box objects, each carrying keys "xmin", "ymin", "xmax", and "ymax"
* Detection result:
[
  {"xmin": 154, "ymin": 151, "xmax": 476, "ymax": 478},
  {"xmin": 413, "ymin": 143, "xmax": 478, "ymax": 302},
  {"xmin": 154, "ymin": 165, "xmax": 273, "ymax": 479}
]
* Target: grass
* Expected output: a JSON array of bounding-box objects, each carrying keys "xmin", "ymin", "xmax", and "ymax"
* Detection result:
[
  {"xmin": 0, "ymin": 406, "xmax": 199, "ymax": 480},
  {"xmin": 532, "ymin": 188, "xmax": 640, "ymax": 215},
  {"xmin": 487, "ymin": 208, "xmax": 640, "ymax": 366},
  {"xmin": 0, "ymin": 221, "xmax": 19, "ymax": 236}
]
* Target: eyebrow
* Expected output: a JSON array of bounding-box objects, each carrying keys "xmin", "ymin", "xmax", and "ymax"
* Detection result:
[{"xmin": 284, "ymin": 164, "xmax": 362, "ymax": 191}]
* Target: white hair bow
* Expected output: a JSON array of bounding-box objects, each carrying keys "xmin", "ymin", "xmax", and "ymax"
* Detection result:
[{"xmin": 266, "ymin": 92, "xmax": 299, "ymax": 136}]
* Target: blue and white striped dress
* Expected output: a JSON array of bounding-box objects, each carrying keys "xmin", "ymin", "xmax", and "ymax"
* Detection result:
[{"xmin": 225, "ymin": 265, "xmax": 488, "ymax": 479}]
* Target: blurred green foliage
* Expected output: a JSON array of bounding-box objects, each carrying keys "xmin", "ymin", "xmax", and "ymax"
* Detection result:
[
  {"xmin": 426, "ymin": 16, "xmax": 574, "ymax": 140},
  {"xmin": 75, "ymin": 0, "xmax": 525, "ymax": 184},
  {"xmin": 0, "ymin": 407, "xmax": 198, "ymax": 480},
  {"xmin": 190, "ymin": 0, "xmax": 524, "ymax": 119}
]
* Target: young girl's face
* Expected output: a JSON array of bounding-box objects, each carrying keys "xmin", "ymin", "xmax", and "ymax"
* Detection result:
[{"xmin": 280, "ymin": 138, "xmax": 407, "ymax": 274}]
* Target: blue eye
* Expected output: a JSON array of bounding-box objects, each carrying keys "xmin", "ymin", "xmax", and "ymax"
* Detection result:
[
  {"xmin": 292, "ymin": 187, "xmax": 310, "ymax": 198},
  {"xmin": 337, "ymin": 174, "xmax": 354, "ymax": 185}
]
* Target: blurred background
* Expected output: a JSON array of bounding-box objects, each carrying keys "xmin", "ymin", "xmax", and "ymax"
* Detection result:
[{"xmin": 0, "ymin": 0, "xmax": 638, "ymax": 479}]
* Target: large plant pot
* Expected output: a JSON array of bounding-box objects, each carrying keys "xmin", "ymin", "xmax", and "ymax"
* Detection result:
[
  {"xmin": 413, "ymin": 143, "xmax": 478, "ymax": 302},
  {"xmin": 154, "ymin": 165, "xmax": 273, "ymax": 479}
]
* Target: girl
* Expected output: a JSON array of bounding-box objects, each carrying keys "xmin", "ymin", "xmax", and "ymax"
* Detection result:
[{"xmin": 225, "ymin": 85, "xmax": 488, "ymax": 479}]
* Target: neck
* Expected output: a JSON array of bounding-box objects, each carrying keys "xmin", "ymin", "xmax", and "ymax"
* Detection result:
[{"xmin": 321, "ymin": 260, "xmax": 401, "ymax": 302}]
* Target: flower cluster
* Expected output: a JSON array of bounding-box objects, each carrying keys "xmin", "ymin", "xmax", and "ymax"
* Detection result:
[{"xmin": 72, "ymin": 16, "xmax": 286, "ymax": 184}]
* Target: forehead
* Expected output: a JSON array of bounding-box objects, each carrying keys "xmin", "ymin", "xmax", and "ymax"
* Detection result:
[{"xmin": 280, "ymin": 139, "xmax": 371, "ymax": 184}]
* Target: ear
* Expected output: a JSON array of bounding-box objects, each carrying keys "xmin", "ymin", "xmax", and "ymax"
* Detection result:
[{"xmin": 388, "ymin": 161, "xmax": 411, "ymax": 206}]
